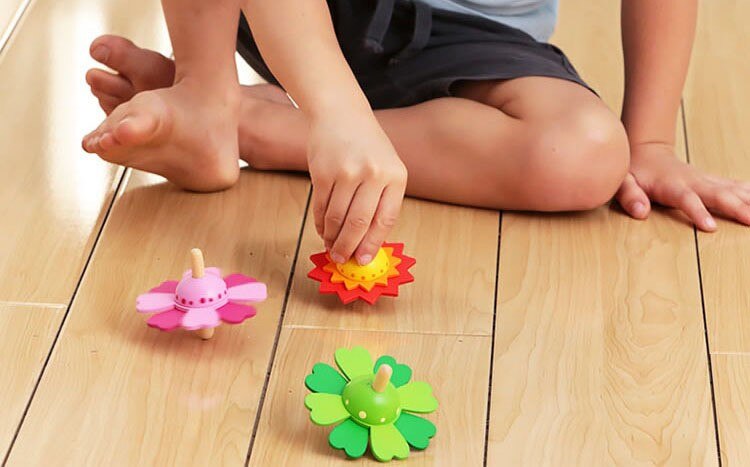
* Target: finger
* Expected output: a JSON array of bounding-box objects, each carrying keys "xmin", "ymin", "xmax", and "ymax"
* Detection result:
[
  {"xmin": 311, "ymin": 178, "xmax": 333, "ymax": 240},
  {"xmin": 615, "ymin": 173, "xmax": 651, "ymax": 219},
  {"xmin": 672, "ymin": 188, "xmax": 716, "ymax": 231},
  {"xmin": 330, "ymin": 184, "xmax": 384, "ymax": 264},
  {"xmin": 354, "ymin": 183, "xmax": 404, "ymax": 265},
  {"xmin": 733, "ymin": 185, "xmax": 750, "ymax": 205},
  {"xmin": 323, "ymin": 182, "xmax": 359, "ymax": 259},
  {"xmin": 705, "ymin": 190, "xmax": 750, "ymax": 226}
]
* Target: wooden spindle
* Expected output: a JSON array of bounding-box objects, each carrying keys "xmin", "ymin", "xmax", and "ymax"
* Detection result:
[{"xmin": 372, "ymin": 364, "xmax": 392, "ymax": 392}]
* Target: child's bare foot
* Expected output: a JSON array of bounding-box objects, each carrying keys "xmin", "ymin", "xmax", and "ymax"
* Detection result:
[{"xmin": 82, "ymin": 81, "xmax": 242, "ymax": 191}]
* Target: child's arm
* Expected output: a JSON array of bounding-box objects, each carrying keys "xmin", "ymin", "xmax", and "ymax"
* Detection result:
[
  {"xmin": 616, "ymin": 0, "xmax": 750, "ymax": 230},
  {"xmin": 243, "ymin": 0, "xmax": 407, "ymax": 265}
]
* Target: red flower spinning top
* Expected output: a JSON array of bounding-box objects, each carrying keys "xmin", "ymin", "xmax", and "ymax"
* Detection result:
[
  {"xmin": 136, "ymin": 248, "xmax": 267, "ymax": 339},
  {"xmin": 308, "ymin": 243, "xmax": 415, "ymax": 305}
]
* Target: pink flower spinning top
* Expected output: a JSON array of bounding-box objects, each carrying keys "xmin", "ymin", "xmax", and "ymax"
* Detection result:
[{"xmin": 136, "ymin": 248, "xmax": 267, "ymax": 339}]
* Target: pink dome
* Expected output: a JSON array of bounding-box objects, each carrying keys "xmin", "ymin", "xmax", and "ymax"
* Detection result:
[{"xmin": 174, "ymin": 269, "xmax": 228, "ymax": 310}]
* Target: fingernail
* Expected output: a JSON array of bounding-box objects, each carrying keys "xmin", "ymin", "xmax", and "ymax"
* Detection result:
[
  {"xmin": 705, "ymin": 217, "xmax": 717, "ymax": 230},
  {"xmin": 631, "ymin": 201, "xmax": 646, "ymax": 217},
  {"xmin": 91, "ymin": 45, "xmax": 109, "ymax": 63},
  {"xmin": 358, "ymin": 254, "xmax": 372, "ymax": 266},
  {"xmin": 331, "ymin": 253, "xmax": 345, "ymax": 264}
]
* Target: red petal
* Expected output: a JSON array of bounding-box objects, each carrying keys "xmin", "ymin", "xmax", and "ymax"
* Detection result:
[
  {"xmin": 224, "ymin": 273, "xmax": 257, "ymax": 288},
  {"xmin": 217, "ymin": 302, "xmax": 257, "ymax": 324}
]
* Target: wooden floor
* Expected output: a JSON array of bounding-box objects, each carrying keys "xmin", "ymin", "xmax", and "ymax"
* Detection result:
[{"xmin": 1, "ymin": 0, "xmax": 748, "ymax": 465}]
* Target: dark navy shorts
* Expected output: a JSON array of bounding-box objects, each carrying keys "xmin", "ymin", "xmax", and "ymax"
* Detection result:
[{"xmin": 236, "ymin": 0, "xmax": 592, "ymax": 110}]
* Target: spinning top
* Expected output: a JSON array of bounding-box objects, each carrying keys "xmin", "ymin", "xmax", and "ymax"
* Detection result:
[{"xmin": 136, "ymin": 248, "xmax": 267, "ymax": 339}]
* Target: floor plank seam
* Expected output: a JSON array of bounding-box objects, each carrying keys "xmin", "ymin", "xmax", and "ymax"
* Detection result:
[
  {"xmin": 0, "ymin": 0, "xmax": 34, "ymax": 59},
  {"xmin": 282, "ymin": 324, "xmax": 493, "ymax": 338},
  {"xmin": 483, "ymin": 212, "xmax": 502, "ymax": 467},
  {"xmin": 684, "ymin": 100, "xmax": 723, "ymax": 467},
  {"xmin": 243, "ymin": 184, "xmax": 312, "ymax": 466},
  {"xmin": 1, "ymin": 167, "xmax": 129, "ymax": 466}
]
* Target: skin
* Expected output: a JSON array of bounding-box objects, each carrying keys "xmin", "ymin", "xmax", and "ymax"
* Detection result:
[
  {"xmin": 616, "ymin": 0, "xmax": 750, "ymax": 230},
  {"xmin": 82, "ymin": 0, "xmax": 750, "ymax": 265}
]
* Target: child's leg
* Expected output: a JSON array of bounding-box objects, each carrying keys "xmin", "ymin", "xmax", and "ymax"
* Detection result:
[
  {"xmin": 241, "ymin": 77, "xmax": 629, "ymax": 211},
  {"xmin": 86, "ymin": 40, "xmax": 628, "ymax": 210},
  {"xmin": 81, "ymin": 0, "xmax": 242, "ymax": 192}
]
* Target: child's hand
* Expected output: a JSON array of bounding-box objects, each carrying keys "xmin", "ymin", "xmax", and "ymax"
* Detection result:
[
  {"xmin": 616, "ymin": 142, "xmax": 750, "ymax": 231},
  {"xmin": 308, "ymin": 114, "xmax": 407, "ymax": 265}
]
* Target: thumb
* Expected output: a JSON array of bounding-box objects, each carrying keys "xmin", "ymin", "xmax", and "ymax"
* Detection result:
[{"xmin": 616, "ymin": 173, "xmax": 651, "ymax": 219}]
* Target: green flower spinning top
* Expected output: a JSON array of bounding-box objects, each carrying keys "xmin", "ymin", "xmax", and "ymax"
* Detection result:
[{"xmin": 304, "ymin": 347, "xmax": 438, "ymax": 462}]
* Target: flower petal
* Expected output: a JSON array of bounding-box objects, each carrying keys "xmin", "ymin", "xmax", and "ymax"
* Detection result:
[
  {"xmin": 374, "ymin": 355, "xmax": 412, "ymax": 388},
  {"xmin": 182, "ymin": 307, "xmax": 220, "ymax": 330},
  {"xmin": 370, "ymin": 423, "xmax": 409, "ymax": 462},
  {"xmin": 396, "ymin": 382, "xmax": 438, "ymax": 413},
  {"xmin": 148, "ymin": 280, "xmax": 178, "ymax": 293},
  {"xmin": 394, "ymin": 413, "xmax": 436, "ymax": 450},
  {"xmin": 146, "ymin": 309, "xmax": 184, "ymax": 331},
  {"xmin": 216, "ymin": 302, "xmax": 256, "ymax": 324},
  {"xmin": 334, "ymin": 347, "xmax": 373, "ymax": 381},
  {"xmin": 305, "ymin": 363, "xmax": 347, "ymax": 395},
  {"xmin": 304, "ymin": 393, "xmax": 350, "ymax": 426},
  {"xmin": 328, "ymin": 418, "xmax": 369, "ymax": 458},
  {"xmin": 136, "ymin": 292, "xmax": 175, "ymax": 313},
  {"xmin": 227, "ymin": 281, "xmax": 267, "ymax": 302}
]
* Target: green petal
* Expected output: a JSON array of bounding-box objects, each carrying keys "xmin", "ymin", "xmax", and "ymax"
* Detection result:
[
  {"xmin": 304, "ymin": 393, "xmax": 349, "ymax": 426},
  {"xmin": 334, "ymin": 346, "xmax": 373, "ymax": 381},
  {"xmin": 305, "ymin": 363, "xmax": 347, "ymax": 394},
  {"xmin": 328, "ymin": 418, "xmax": 369, "ymax": 458},
  {"xmin": 374, "ymin": 355, "xmax": 412, "ymax": 388},
  {"xmin": 396, "ymin": 381, "xmax": 438, "ymax": 413},
  {"xmin": 370, "ymin": 423, "xmax": 410, "ymax": 461},
  {"xmin": 394, "ymin": 413, "xmax": 436, "ymax": 450}
]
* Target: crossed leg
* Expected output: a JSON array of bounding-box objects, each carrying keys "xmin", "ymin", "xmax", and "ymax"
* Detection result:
[{"xmin": 85, "ymin": 36, "xmax": 629, "ymax": 211}]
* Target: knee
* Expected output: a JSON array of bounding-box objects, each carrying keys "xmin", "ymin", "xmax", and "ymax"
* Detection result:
[{"xmin": 522, "ymin": 107, "xmax": 629, "ymax": 211}]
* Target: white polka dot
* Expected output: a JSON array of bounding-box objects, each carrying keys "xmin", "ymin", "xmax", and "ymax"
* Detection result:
[
  {"xmin": 344, "ymin": 399, "xmax": 349, "ymax": 405},
  {"xmin": 379, "ymin": 417, "xmax": 385, "ymax": 423},
  {"xmin": 358, "ymin": 411, "xmax": 367, "ymax": 419}
]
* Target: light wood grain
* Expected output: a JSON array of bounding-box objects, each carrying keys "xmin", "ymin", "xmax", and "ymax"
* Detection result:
[
  {"xmin": 684, "ymin": 0, "xmax": 750, "ymax": 353},
  {"xmin": 249, "ymin": 328, "xmax": 490, "ymax": 466},
  {"xmin": 283, "ymin": 199, "xmax": 498, "ymax": 335},
  {"xmin": 0, "ymin": 304, "xmax": 64, "ymax": 457},
  {"xmin": 6, "ymin": 170, "xmax": 309, "ymax": 466},
  {"xmin": 712, "ymin": 356, "xmax": 750, "ymax": 466},
  {"xmin": 0, "ymin": 0, "xmax": 168, "ymax": 303},
  {"xmin": 487, "ymin": 0, "xmax": 718, "ymax": 464},
  {"xmin": 0, "ymin": 0, "xmax": 26, "ymax": 52}
]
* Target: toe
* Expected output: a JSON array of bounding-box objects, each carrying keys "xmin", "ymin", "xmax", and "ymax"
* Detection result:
[
  {"xmin": 86, "ymin": 68, "xmax": 135, "ymax": 99},
  {"xmin": 89, "ymin": 34, "xmax": 174, "ymax": 90},
  {"xmin": 113, "ymin": 113, "xmax": 160, "ymax": 147}
]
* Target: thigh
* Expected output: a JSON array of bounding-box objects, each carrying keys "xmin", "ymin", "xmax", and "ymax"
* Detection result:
[{"xmin": 453, "ymin": 76, "xmax": 613, "ymax": 122}]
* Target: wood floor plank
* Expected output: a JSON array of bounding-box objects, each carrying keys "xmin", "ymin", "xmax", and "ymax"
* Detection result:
[
  {"xmin": 6, "ymin": 170, "xmax": 309, "ymax": 465},
  {"xmin": 249, "ymin": 328, "xmax": 490, "ymax": 466},
  {"xmin": 283, "ymin": 199, "xmax": 498, "ymax": 335},
  {"xmin": 487, "ymin": 1, "xmax": 718, "ymax": 464},
  {"xmin": 712, "ymin": 356, "xmax": 750, "ymax": 466},
  {"xmin": 0, "ymin": 304, "xmax": 64, "ymax": 457},
  {"xmin": 684, "ymin": 0, "xmax": 750, "ymax": 353},
  {"xmin": 0, "ymin": 0, "xmax": 168, "ymax": 303},
  {"xmin": 0, "ymin": 0, "xmax": 26, "ymax": 52}
]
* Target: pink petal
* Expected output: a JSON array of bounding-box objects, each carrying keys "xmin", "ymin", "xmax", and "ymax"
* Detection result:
[
  {"xmin": 224, "ymin": 273, "xmax": 254, "ymax": 288},
  {"xmin": 147, "ymin": 309, "xmax": 184, "ymax": 331},
  {"xmin": 217, "ymin": 302, "xmax": 257, "ymax": 324},
  {"xmin": 136, "ymin": 293, "xmax": 176, "ymax": 313},
  {"xmin": 149, "ymin": 280, "xmax": 178, "ymax": 294},
  {"xmin": 228, "ymin": 282, "xmax": 267, "ymax": 302},
  {"xmin": 182, "ymin": 307, "xmax": 220, "ymax": 330}
]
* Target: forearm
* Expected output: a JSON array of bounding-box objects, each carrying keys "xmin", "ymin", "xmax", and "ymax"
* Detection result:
[
  {"xmin": 621, "ymin": 0, "xmax": 697, "ymax": 146},
  {"xmin": 242, "ymin": 0, "xmax": 372, "ymax": 120}
]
